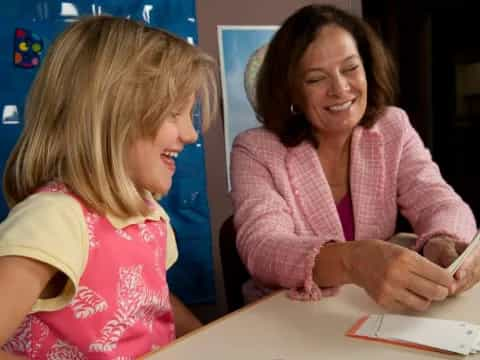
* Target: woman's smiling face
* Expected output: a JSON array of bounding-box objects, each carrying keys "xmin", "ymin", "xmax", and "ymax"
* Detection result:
[{"xmin": 294, "ymin": 24, "xmax": 368, "ymax": 139}]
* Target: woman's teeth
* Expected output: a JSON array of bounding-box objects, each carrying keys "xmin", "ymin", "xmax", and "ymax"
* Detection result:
[{"xmin": 328, "ymin": 100, "xmax": 353, "ymax": 112}]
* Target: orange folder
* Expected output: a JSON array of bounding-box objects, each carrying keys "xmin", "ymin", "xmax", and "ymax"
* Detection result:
[{"xmin": 346, "ymin": 316, "xmax": 456, "ymax": 356}]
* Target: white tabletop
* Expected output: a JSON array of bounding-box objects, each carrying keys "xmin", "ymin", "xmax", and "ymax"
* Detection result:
[{"xmin": 147, "ymin": 284, "xmax": 480, "ymax": 359}]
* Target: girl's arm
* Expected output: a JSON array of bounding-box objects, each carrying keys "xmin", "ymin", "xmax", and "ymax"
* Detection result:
[
  {"xmin": 0, "ymin": 352, "xmax": 25, "ymax": 359},
  {"xmin": 169, "ymin": 294, "xmax": 202, "ymax": 338},
  {"xmin": 0, "ymin": 256, "xmax": 56, "ymax": 352}
]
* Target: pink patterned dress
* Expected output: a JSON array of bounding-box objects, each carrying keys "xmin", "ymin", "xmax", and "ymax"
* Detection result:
[{"xmin": 2, "ymin": 183, "xmax": 175, "ymax": 359}]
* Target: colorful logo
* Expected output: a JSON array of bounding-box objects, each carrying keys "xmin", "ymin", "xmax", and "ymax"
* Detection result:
[{"xmin": 13, "ymin": 28, "xmax": 44, "ymax": 68}]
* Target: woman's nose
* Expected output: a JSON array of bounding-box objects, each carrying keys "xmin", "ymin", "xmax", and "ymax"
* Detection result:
[{"xmin": 328, "ymin": 74, "xmax": 349, "ymax": 96}]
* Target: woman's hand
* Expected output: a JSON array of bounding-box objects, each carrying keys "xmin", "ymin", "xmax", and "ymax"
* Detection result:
[
  {"xmin": 422, "ymin": 235, "xmax": 460, "ymax": 268},
  {"xmin": 450, "ymin": 242, "xmax": 480, "ymax": 294},
  {"xmin": 423, "ymin": 235, "xmax": 480, "ymax": 295},
  {"xmin": 346, "ymin": 240, "xmax": 454, "ymax": 312}
]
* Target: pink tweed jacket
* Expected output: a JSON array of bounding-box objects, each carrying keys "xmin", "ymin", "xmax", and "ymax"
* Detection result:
[{"xmin": 230, "ymin": 106, "xmax": 477, "ymax": 300}]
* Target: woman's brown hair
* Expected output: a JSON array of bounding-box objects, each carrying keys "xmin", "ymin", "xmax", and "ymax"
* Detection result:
[{"xmin": 256, "ymin": 4, "xmax": 397, "ymax": 147}]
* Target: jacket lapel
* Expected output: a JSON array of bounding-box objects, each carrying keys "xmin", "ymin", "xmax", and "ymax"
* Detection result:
[
  {"xmin": 285, "ymin": 124, "xmax": 386, "ymax": 242},
  {"xmin": 350, "ymin": 125, "xmax": 386, "ymax": 240},
  {"xmin": 286, "ymin": 141, "xmax": 344, "ymax": 240}
]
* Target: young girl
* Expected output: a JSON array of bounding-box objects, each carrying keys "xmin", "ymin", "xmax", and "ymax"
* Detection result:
[{"xmin": 0, "ymin": 15, "xmax": 217, "ymax": 359}]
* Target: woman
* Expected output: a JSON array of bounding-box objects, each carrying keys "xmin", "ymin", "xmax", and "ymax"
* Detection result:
[{"xmin": 230, "ymin": 4, "xmax": 478, "ymax": 312}]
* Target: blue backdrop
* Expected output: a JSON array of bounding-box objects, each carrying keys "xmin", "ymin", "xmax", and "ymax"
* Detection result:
[{"xmin": 0, "ymin": 0, "xmax": 215, "ymax": 304}]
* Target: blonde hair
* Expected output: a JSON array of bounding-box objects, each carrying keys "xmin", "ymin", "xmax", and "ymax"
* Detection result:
[{"xmin": 3, "ymin": 15, "xmax": 218, "ymax": 217}]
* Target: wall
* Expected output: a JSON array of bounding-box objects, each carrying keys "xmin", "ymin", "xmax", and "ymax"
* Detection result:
[{"xmin": 195, "ymin": 0, "xmax": 362, "ymax": 318}]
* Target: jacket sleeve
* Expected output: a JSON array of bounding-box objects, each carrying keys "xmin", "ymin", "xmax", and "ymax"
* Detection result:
[
  {"xmin": 230, "ymin": 132, "xmax": 338, "ymax": 300},
  {"xmin": 395, "ymin": 110, "xmax": 477, "ymax": 249}
]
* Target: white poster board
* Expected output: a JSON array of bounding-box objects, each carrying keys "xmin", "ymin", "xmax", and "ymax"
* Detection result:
[{"xmin": 217, "ymin": 25, "xmax": 278, "ymax": 189}]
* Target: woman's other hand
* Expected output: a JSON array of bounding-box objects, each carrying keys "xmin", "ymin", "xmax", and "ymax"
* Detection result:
[
  {"xmin": 448, "ymin": 242, "xmax": 480, "ymax": 295},
  {"xmin": 423, "ymin": 235, "xmax": 480, "ymax": 295},
  {"xmin": 347, "ymin": 240, "xmax": 454, "ymax": 312},
  {"xmin": 422, "ymin": 235, "xmax": 460, "ymax": 268}
]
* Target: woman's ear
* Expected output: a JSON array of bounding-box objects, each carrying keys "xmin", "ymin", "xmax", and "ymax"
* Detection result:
[{"xmin": 289, "ymin": 74, "xmax": 305, "ymax": 114}]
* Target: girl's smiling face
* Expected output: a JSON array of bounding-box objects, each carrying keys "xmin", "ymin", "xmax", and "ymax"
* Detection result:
[{"xmin": 127, "ymin": 94, "xmax": 198, "ymax": 195}]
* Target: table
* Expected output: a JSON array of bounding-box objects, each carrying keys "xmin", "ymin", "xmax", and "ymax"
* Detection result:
[{"xmin": 146, "ymin": 284, "xmax": 480, "ymax": 359}]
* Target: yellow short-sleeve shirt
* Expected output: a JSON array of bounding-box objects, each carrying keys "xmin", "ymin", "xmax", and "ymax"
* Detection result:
[{"xmin": 0, "ymin": 192, "xmax": 178, "ymax": 312}]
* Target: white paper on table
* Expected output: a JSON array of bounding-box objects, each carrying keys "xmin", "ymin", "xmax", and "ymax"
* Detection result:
[
  {"xmin": 472, "ymin": 332, "xmax": 480, "ymax": 353},
  {"xmin": 377, "ymin": 314, "xmax": 480, "ymax": 355},
  {"xmin": 354, "ymin": 314, "xmax": 382, "ymax": 337}
]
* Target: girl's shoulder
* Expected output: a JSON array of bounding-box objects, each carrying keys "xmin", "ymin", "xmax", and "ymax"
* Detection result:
[
  {"xmin": 5, "ymin": 190, "xmax": 84, "ymax": 225},
  {"xmin": 0, "ymin": 188, "xmax": 90, "ymax": 313},
  {"xmin": 0, "ymin": 190, "xmax": 89, "ymax": 262}
]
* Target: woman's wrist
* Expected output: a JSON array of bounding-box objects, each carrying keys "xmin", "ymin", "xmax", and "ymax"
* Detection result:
[
  {"xmin": 422, "ymin": 234, "xmax": 457, "ymax": 255},
  {"xmin": 340, "ymin": 240, "xmax": 358, "ymax": 284},
  {"xmin": 422, "ymin": 234, "xmax": 458, "ymax": 249},
  {"xmin": 313, "ymin": 241, "xmax": 355, "ymax": 287}
]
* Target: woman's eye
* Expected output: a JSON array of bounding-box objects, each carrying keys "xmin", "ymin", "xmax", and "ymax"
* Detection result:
[
  {"xmin": 305, "ymin": 77, "xmax": 326, "ymax": 84},
  {"xmin": 343, "ymin": 64, "xmax": 359, "ymax": 73}
]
